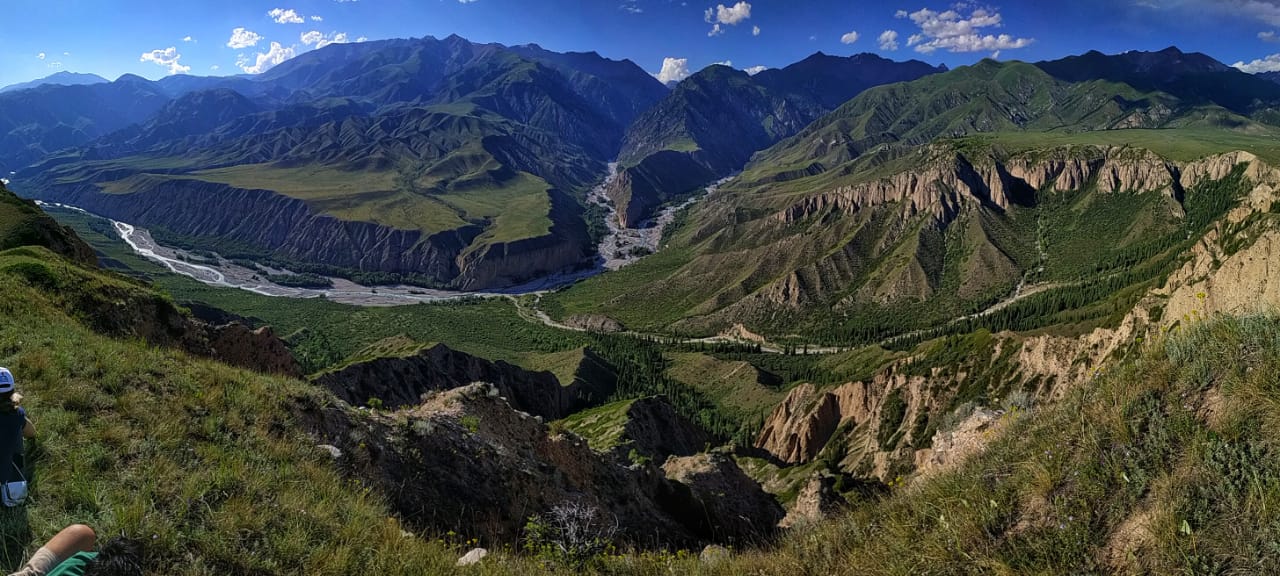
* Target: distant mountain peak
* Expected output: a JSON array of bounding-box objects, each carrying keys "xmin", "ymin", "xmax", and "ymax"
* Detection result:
[{"xmin": 0, "ymin": 71, "xmax": 109, "ymax": 93}]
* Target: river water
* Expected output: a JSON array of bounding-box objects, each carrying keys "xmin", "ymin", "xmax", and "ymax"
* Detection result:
[{"xmin": 37, "ymin": 167, "xmax": 718, "ymax": 307}]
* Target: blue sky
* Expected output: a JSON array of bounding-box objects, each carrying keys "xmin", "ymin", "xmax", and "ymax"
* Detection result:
[{"xmin": 5, "ymin": 0, "xmax": 1280, "ymax": 87}]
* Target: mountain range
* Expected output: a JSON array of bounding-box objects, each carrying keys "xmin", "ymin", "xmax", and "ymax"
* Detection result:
[
  {"xmin": 3, "ymin": 42, "xmax": 1280, "ymax": 294},
  {"xmin": 7, "ymin": 33, "xmax": 1280, "ymax": 574}
]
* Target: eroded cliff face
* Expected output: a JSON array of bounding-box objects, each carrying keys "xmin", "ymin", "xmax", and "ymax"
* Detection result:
[
  {"xmin": 753, "ymin": 150, "xmax": 1280, "ymax": 488},
  {"xmin": 755, "ymin": 372, "xmax": 933, "ymax": 479},
  {"xmin": 773, "ymin": 145, "xmax": 1182, "ymax": 227},
  {"xmin": 32, "ymin": 178, "xmax": 592, "ymax": 290}
]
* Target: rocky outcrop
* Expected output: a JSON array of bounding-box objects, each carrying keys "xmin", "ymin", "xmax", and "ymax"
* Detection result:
[
  {"xmin": 779, "ymin": 472, "xmax": 850, "ymax": 528},
  {"xmin": 913, "ymin": 408, "xmax": 1007, "ymax": 481},
  {"xmin": 312, "ymin": 343, "xmax": 583, "ymax": 419},
  {"xmin": 773, "ymin": 146, "xmax": 1182, "ymax": 226},
  {"xmin": 30, "ymin": 178, "xmax": 592, "ymax": 290},
  {"xmin": 300, "ymin": 383, "xmax": 698, "ymax": 546},
  {"xmin": 662, "ymin": 452, "xmax": 785, "ymax": 544}
]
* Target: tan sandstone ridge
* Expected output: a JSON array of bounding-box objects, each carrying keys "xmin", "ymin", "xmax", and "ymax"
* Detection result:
[
  {"xmin": 772, "ymin": 145, "xmax": 1182, "ymax": 227},
  {"xmin": 754, "ymin": 149, "xmax": 1280, "ymax": 486}
]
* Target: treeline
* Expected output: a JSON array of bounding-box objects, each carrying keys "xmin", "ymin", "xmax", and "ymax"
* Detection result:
[{"xmin": 588, "ymin": 334, "xmax": 760, "ymax": 446}]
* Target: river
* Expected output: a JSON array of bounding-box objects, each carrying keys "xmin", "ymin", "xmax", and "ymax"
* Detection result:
[{"xmin": 36, "ymin": 167, "xmax": 717, "ymax": 307}]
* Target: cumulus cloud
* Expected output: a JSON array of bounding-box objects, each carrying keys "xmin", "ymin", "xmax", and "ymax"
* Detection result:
[
  {"xmin": 654, "ymin": 57, "xmax": 691, "ymax": 84},
  {"xmin": 711, "ymin": 59, "xmax": 733, "ymax": 67},
  {"xmin": 237, "ymin": 41, "xmax": 296, "ymax": 74},
  {"xmin": 744, "ymin": 65, "xmax": 768, "ymax": 75},
  {"xmin": 1234, "ymin": 53, "xmax": 1280, "ymax": 72},
  {"xmin": 878, "ymin": 29, "xmax": 899, "ymax": 51},
  {"xmin": 269, "ymin": 8, "xmax": 305, "ymax": 23},
  {"xmin": 140, "ymin": 46, "xmax": 191, "ymax": 75},
  {"xmin": 227, "ymin": 27, "xmax": 263, "ymax": 49},
  {"xmin": 704, "ymin": 2, "xmax": 751, "ymax": 35},
  {"xmin": 902, "ymin": 5, "xmax": 1034, "ymax": 54},
  {"xmin": 311, "ymin": 15, "xmax": 324, "ymax": 21},
  {"xmin": 182, "ymin": 36, "xmax": 195, "ymax": 42},
  {"xmin": 36, "ymin": 52, "xmax": 45, "ymax": 60},
  {"xmin": 1262, "ymin": 30, "xmax": 1280, "ymax": 42},
  {"xmin": 841, "ymin": 30, "xmax": 860, "ymax": 44},
  {"xmin": 211, "ymin": 64, "xmax": 221, "ymax": 71},
  {"xmin": 301, "ymin": 30, "xmax": 355, "ymax": 49},
  {"xmin": 753, "ymin": 25, "xmax": 761, "ymax": 35}
]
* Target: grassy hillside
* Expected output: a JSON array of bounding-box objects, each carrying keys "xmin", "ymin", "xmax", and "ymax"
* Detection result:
[
  {"xmin": 686, "ymin": 313, "xmax": 1280, "ymax": 574},
  {"xmin": 0, "ymin": 249, "xmax": 498, "ymax": 575}
]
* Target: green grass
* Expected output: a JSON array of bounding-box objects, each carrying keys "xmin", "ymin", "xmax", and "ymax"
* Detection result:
[
  {"xmin": 557, "ymin": 398, "xmax": 636, "ymax": 453},
  {"xmin": 0, "ymin": 254, "xmax": 502, "ymax": 575},
  {"xmin": 971, "ymin": 128, "xmax": 1280, "ymax": 165},
  {"xmin": 665, "ymin": 352, "xmax": 788, "ymax": 424}
]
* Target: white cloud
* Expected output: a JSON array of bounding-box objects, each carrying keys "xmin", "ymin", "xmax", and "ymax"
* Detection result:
[
  {"xmin": 36, "ymin": 52, "xmax": 45, "ymax": 60},
  {"xmin": 211, "ymin": 64, "xmax": 221, "ymax": 71},
  {"xmin": 237, "ymin": 41, "xmax": 296, "ymax": 74},
  {"xmin": 311, "ymin": 15, "xmax": 324, "ymax": 21},
  {"xmin": 620, "ymin": 1, "xmax": 643, "ymax": 13},
  {"xmin": 47, "ymin": 61, "xmax": 63, "ymax": 69},
  {"xmin": 895, "ymin": 9, "xmax": 909, "ymax": 18},
  {"xmin": 227, "ymin": 27, "xmax": 263, "ymax": 49},
  {"xmin": 711, "ymin": 59, "xmax": 733, "ymax": 67},
  {"xmin": 903, "ymin": 6, "xmax": 1034, "ymax": 54},
  {"xmin": 140, "ymin": 46, "xmax": 191, "ymax": 75},
  {"xmin": 841, "ymin": 30, "xmax": 860, "ymax": 44},
  {"xmin": 459, "ymin": 0, "xmax": 480, "ymax": 3},
  {"xmin": 1262, "ymin": 30, "xmax": 1280, "ymax": 42},
  {"xmin": 704, "ymin": 2, "xmax": 751, "ymax": 35},
  {"xmin": 744, "ymin": 65, "xmax": 767, "ymax": 75},
  {"xmin": 752, "ymin": 25, "xmax": 760, "ymax": 35},
  {"xmin": 269, "ymin": 8, "xmax": 305, "ymax": 24},
  {"xmin": 878, "ymin": 29, "xmax": 899, "ymax": 51},
  {"xmin": 1234, "ymin": 52, "xmax": 1280, "ymax": 72},
  {"xmin": 301, "ymin": 30, "xmax": 355, "ymax": 49},
  {"xmin": 654, "ymin": 57, "xmax": 692, "ymax": 84}
]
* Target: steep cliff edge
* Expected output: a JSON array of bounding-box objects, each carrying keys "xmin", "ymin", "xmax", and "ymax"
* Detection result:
[{"xmin": 30, "ymin": 177, "xmax": 592, "ymax": 290}]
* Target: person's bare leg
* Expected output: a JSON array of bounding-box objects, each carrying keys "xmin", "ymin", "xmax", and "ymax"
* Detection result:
[
  {"xmin": 41, "ymin": 524, "xmax": 96, "ymax": 559},
  {"xmin": 11, "ymin": 524, "xmax": 96, "ymax": 576}
]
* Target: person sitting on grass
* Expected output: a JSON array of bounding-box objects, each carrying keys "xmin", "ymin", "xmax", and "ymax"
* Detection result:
[
  {"xmin": 8, "ymin": 524, "xmax": 143, "ymax": 576},
  {"xmin": 0, "ymin": 368, "xmax": 35, "ymax": 492}
]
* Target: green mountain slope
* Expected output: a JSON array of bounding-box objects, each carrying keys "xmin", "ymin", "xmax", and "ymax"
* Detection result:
[
  {"xmin": 14, "ymin": 35, "xmax": 666, "ymax": 290},
  {"xmin": 608, "ymin": 55, "xmax": 944, "ymax": 226}
]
